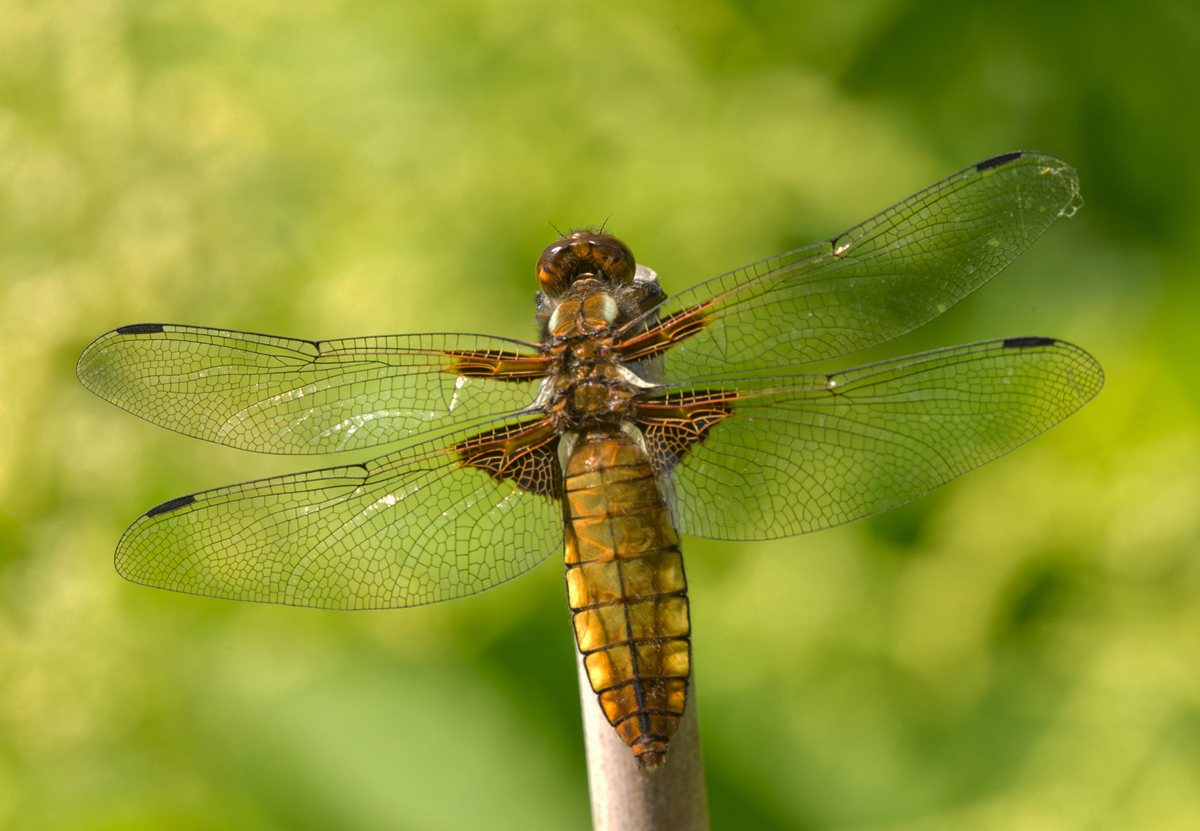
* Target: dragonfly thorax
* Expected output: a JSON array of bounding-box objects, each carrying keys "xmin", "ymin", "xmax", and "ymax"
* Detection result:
[
  {"xmin": 546, "ymin": 288, "xmax": 620, "ymax": 338},
  {"xmin": 543, "ymin": 335, "xmax": 640, "ymax": 431}
]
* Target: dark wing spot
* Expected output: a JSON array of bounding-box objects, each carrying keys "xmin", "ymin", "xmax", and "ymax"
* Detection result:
[
  {"xmin": 1002, "ymin": 336, "xmax": 1057, "ymax": 348},
  {"xmin": 146, "ymin": 494, "xmax": 197, "ymax": 517},
  {"xmin": 116, "ymin": 323, "xmax": 166, "ymax": 335},
  {"xmin": 976, "ymin": 151, "xmax": 1024, "ymax": 173}
]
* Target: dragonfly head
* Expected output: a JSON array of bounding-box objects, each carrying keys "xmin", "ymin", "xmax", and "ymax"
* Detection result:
[{"xmin": 536, "ymin": 231, "xmax": 636, "ymax": 296}]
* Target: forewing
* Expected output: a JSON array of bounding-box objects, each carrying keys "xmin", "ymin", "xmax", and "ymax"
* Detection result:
[
  {"xmin": 78, "ymin": 324, "xmax": 549, "ymax": 454},
  {"xmin": 618, "ymin": 152, "xmax": 1082, "ymax": 378},
  {"xmin": 115, "ymin": 418, "xmax": 564, "ymax": 608},
  {"xmin": 635, "ymin": 337, "xmax": 1102, "ymax": 540}
]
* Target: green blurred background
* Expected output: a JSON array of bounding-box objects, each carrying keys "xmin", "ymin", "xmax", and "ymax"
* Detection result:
[{"xmin": 2, "ymin": 0, "xmax": 1198, "ymax": 828}]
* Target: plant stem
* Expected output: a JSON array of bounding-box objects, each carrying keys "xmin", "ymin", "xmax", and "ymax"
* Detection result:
[{"xmin": 575, "ymin": 649, "xmax": 710, "ymax": 831}]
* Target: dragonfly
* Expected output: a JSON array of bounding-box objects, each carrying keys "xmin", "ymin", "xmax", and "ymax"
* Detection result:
[{"xmin": 77, "ymin": 151, "xmax": 1103, "ymax": 768}]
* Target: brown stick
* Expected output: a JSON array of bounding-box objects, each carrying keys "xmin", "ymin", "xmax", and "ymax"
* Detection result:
[{"xmin": 575, "ymin": 649, "xmax": 711, "ymax": 831}]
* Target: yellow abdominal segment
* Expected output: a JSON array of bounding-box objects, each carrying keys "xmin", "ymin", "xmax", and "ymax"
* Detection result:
[{"xmin": 563, "ymin": 424, "xmax": 691, "ymax": 768}]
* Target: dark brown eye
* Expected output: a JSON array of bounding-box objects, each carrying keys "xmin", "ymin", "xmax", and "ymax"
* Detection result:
[
  {"xmin": 583, "ymin": 235, "xmax": 635, "ymax": 287},
  {"xmin": 536, "ymin": 240, "xmax": 574, "ymax": 294},
  {"xmin": 535, "ymin": 232, "xmax": 636, "ymax": 296}
]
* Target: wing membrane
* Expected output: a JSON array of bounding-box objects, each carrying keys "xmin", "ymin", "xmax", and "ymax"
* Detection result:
[
  {"xmin": 619, "ymin": 152, "xmax": 1082, "ymax": 379},
  {"xmin": 77, "ymin": 325, "xmax": 548, "ymax": 454},
  {"xmin": 115, "ymin": 419, "xmax": 564, "ymax": 609},
  {"xmin": 638, "ymin": 338, "xmax": 1102, "ymax": 540}
]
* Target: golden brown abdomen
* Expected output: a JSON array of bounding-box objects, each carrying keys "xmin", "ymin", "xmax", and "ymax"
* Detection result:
[{"xmin": 564, "ymin": 424, "xmax": 691, "ymax": 768}]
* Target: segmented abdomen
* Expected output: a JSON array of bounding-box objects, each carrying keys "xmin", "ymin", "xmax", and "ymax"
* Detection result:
[{"xmin": 563, "ymin": 424, "xmax": 691, "ymax": 768}]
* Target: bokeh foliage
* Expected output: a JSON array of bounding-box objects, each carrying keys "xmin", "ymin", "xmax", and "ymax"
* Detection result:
[{"xmin": 2, "ymin": 0, "xmax": 1198, "ymax": 828}]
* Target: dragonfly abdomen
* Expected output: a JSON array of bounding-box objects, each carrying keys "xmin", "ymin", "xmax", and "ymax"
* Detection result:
[{"xmin": 563, "ymin": 424, "xmax": 691, "ymax": 768}]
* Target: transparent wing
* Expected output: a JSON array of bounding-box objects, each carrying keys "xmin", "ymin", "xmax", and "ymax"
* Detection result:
[
  {"xmin": 77, "ymin": 324, "xmax": 549, "ymax": 454},
  {"xmin": 637, "ymin": 337, "xmax": 1102, "ymax": 540},
  {"xmin": 115, "ymin": 418, "xmax": 564, "ymax": 609},
  {"xmin": 618, "ymin": 152, "xmax": 1082, "ymax": 379}
]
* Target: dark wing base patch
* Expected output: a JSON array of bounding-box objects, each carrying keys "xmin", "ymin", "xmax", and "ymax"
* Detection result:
[
  {"xmin": 445, "ymin": 349, "xmax": 551, "ymax": 380},
  {"xmin": 615, "ymin": 304, "xmax": 712, "ymax": 365},
  {"xmin": 635, "ymin": 392, "xmax": 733, "ymax": 471},
  {"xmin": 456, "ymin": 418, "xmax": 561, "ymax": 496}
]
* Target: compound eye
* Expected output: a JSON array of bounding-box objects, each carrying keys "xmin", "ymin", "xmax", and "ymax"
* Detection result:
[
  {"xmin": 536, "ymin": 240, "xmax": 574, "ymax": 295},
  {"xmin": 586, "ymin": 235, "xmax": 636, "ymax": 286},
  {"xmin": 535, "ymin": 232, "xmax": 637, "ymax": 295}
]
